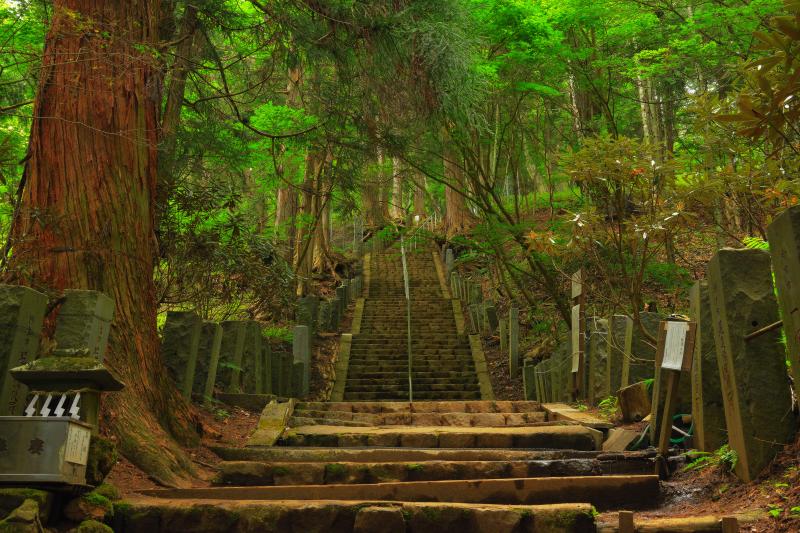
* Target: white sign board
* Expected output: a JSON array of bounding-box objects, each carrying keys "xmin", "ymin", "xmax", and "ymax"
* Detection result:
[
  {"xmin": 571, "ymin": 270, "xmax": 582, "ymax": 298},
  {"xmin": 64, "ymin": 423, "xmax": 91, "ymax": 466},
  {"xmin": 661, "ymin": 321, "xmax": 689, "ymax": 371},
  {"xmin": 571, "ymin": 304, "xmax": 581, "ymax": 373}
]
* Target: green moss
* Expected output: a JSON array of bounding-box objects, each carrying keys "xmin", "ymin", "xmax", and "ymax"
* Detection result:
[
  {"xmin": 18, "ymin": 356, "xmax": 100, "ymax": 371},
  {"xmin": 325, "ymin": 463, "xmax": 348, "ymax": 478},
  {"xmin": 86, "ymin": 436, "xmax": 117, "ymax": 486},
  {"xmin": 75, "ymin": 519, "xmax": 113, "ymax": 533},
  {"xmin": 92, "ymin": 484, "xmax": 120, "ymax": 502},
  {"xmin": 82, "ymin": 492, "xmax": 110, "ymax": 508},
  {"xmin": 0, "ymin": 488, "xmax": 52, "ymax": 520},
  {"xmin": 405, "ymin": 463, "xmax": 424, "ymax": 472},
  {"xmin": 272, "ymin": 466, "xmax": 289, "ymax": 476}
]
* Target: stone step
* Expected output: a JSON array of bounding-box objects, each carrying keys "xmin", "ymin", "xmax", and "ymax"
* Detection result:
[
  {"xmin": 296, "ymin": 401, "xmax": 543, "ymax": 414},
  {"xmin": 344, "ymin": 377, "xmax": 478, "ymax": 387},
  {"xmin": 140, "ymin": 475, "xmax": 657, "ymax": 511},
  {"xmin": 345, "ymin": 365, "xmax": 476, "ymax": 374},
  {"xmin": 290, "ymin": 410, "xmax": 548, "ymax": 426},
  {"xmin": 342, "ymin": 391, "xmax": 482, "ymax": 401},
  {"xmin": 113, "ymin": 499, "xmax": 596, "ymax": 533},
  {"xmin": 343, "ymin": 385, "xmax": 479, "ymax": 394},
  {"xmin": 278, "ymin": 424, "xmax": 601, "ymax": 449},
  {"xmin": 213, "ymin": 455, "xmax": 658, "ymax": 486},
  {"xmin": 344, "ymin": 371, "xmax": 478, "ymax": 380}
]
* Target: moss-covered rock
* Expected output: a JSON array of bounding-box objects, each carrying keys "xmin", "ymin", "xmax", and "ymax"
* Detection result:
[
  {"xmin": 73, "ymin": 519, "xmax": 113, "ymax": 533},
  {"xmin": 0, "ymin": 499, "xmax": 43, "ymax": 533},
  {"xmin": 85, "ymin": 436, "xmax": 117, "ymax": 486},
  {"xmin": 0, "ymin": 489, "xmax": 52, "ymax": 523},
  {"xmin": 63, "ymin": 492, "xmax": 112, "ymax": 523}
]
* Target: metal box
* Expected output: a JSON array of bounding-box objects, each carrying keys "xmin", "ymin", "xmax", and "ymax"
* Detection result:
[{"xmin": 0, "ymin": 417, "xmax": 91, "ymax": 485}]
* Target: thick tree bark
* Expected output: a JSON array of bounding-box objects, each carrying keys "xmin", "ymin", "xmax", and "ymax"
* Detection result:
[
  {"xmin": 413, "ymin": 172, "xmax": 426, "ymax": 217},
  {"xmin": 390, "ymin": 157, "xmax": 403, "ymax": 220},
  {"xmin": 8, "ymin": 0, "xmax": 197, "ymax": 486},
  {"xmin": 443, "ymin": 131, "xmax": 476, "ymax": 237},
  {"xmin": 294, "ymin": 150, "xmax": 324, "ymax": 296}
]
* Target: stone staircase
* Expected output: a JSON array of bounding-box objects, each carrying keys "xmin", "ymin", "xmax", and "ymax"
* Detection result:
[
  {"xmin": 116, "ymin": 399, "xmax": 670, "ymax": 531},
  {"xmin": 343, "ymin": 247, "xmax": 481, "ymax": 401},
  {"xmin": 112, "ymin": 241, "xmax": 674, "ymax": 532}
]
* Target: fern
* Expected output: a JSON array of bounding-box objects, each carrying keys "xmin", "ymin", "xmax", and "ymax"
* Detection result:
[{"xmin": 743, "ymin": 236, "xmax": 770, "ymax": 250}]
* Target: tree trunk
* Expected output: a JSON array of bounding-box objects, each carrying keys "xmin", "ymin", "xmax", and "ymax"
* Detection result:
[
  {"xmin": 7, "ymin": 0, "xmax": 197, "ymax": 487},
  {"xmin": 390, "ymin": 156, "xmax": 403, "ymax": 220},
  {"xmin": 413, "ymin": 172, "xmax": 426, "ymax": 217},
  {"xmin": 294, "ymin": 150, "xmax": 324, "ymax": 296},
  {"xmin": 443, "ymin": 131, "xmax": 475, "ymax": 237},
  {"xmin": 157, "ymin": 2, "xmax": 197, "ymax": 212}
]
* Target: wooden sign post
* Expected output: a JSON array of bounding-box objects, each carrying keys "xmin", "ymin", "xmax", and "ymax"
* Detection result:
[
  {"xmin": 570, "ymin": 270, "xmax": 585, "ymax": 400},
  {"xmin": 654, "ymin": 319, "xmax": 697, "ymax": 479}
]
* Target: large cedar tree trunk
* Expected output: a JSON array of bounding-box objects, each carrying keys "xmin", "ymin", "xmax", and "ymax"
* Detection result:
[
  {"xmin": 443, "ymin": 133, "xmax": 475, "ymax": 237},
  {"xmin": 8, "ymin": 0, "xmax": 197, "ymax": 486}
]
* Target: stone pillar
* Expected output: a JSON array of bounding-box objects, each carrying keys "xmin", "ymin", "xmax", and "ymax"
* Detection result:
[
  {"xmin": 292, "ymin": 361, "xmax": 306, "ymax": 397},
  {"xmin": 649, "ymin": 318, "xmax": 693, "ymax": 443},
  {"xmin": 523, "ymin": 363, "xmax": 537, "ymax": 400},
  {"xmin": 331, "ymin": 298, "xmax": 342, "ymax": 330},
  {"xmin": 261, "ymin": 337, "xmax": 273, "ymax": 395},
  {"xmin": 499, "ymin": 318, "xmax": 508, "ymax": 353},
  {"xmin": 509, "ymin": 307, "xmax": 520, "ymax": 377},
  {"xmin": 197, "ymin": 321, "xmax": 222, "ymax": 400},
  {"xmin": 690, "ymin": 281, "xmax": 726, "ymax": 452},
  {"xmin": 281, "ymin": 352, "xmax": 293, "ymax": 396},
  {"xmin": 445, "ymin": 249, "xmax": 454, "ymax": 279},
  {"xmin": 767, "ymin": 205, "xmax": 800, "ymax": 391},
  {"xmin": 587, "ymin": 317, "xmax": 609, "ymax": 404},
  {"xmin": 317, "ymin": 300, "xmax": 333, "ymax": 333},
  {"xmin": 297, "ymin": 296, "xmax": 319, "ymax": 337},
  {"xmin": 343, "ymin": 280, "xmax": 351, "ymax": 306},
  {"xmin": 469, "ymin": 283, "xmax": 482, "ymax": 305},
  {"xmin": 623, "ymin": 312, "xmax": 662, "ymax": 386},
  {"xmin": 483, "ymin": 300, "xmax": 499, "ymax": 335},
  {"xmin": 467, "ymin": 304, "xmax": 480, "ymax": 335},
  {"xmin": 708, "ymin": 248, "xmax": 796, "ymax": 481},
  {"xmin": 606, "ymin": 315, "xmax": 632, "ymax": 394},
  {"xmin": 161, "ymin": 311, "xmax": 202, "ymax": 398},
  {"xmin": 336, "ymin": 286, "xmax": 347, "ymax": 315},
  {"xmin": 54, "ymin": 290, "xmax": 114, "ymax": 359},
  {"xmin": 450, "ymin": 273, "xmax": 460, "ymax": 300},
  {"xmin": 220, "ymin": 321, "xmax": 247, "ymax": 393},
  {"xmin": 293, "ymin": 325, "xmax": 311, "ymax": 396},
  {"xmin": 240, "ymin": 321, "xmax": 264, "ymax": 394},
  {"xmin": 0, "ymin": 286, "xmax": 47, "ymax": 416}
]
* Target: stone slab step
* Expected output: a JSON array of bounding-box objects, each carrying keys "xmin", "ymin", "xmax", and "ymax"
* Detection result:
[
  {"xmin": 141, "ymin": 475, "xmax": 658, "ymax": 511},
  {"xmin": 291, "ymin": 410, "xmax": 548, "ymax": 426},
  {"xmin": 342, "ymin": 392, "xmax": 482, "ymax": 401},
  {"xmin": 114, "ymin": 499, "xmax": 595, "ymax": 532},
  {"xmin": 297, "ymin": 401, "xmax": 543, "ymax": 413},
  {"xmin": 279, "ymin": 424, "xmax": 601, "ymax": 449},
  {"xmin": 213, "ymin": 455, "xmax": 660, "ymax": 486},
  {"xmin": 345, "ymin": 372, "xmax": 477, "ymax": 380}
]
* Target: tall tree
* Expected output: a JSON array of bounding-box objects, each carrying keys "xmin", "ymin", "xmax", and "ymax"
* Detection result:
[{"xmin": 7, "ymin": 0, "xmax": 196, "ymax": 486}]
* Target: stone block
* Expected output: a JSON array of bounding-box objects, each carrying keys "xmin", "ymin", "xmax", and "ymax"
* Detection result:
[
  {"xmin": 768, "ymin": 205, "xmax": 800, "ymax": 391},
  {"xmin": 219, "ymin": 321, "xmax": 247, "ymax": 393},
  {"xmin": 52, "ymin": 290, "xmax": 114, "ymax": 360},
  {"xmin": 523, "ymin": 364, "xmax": 537, "ymax": 401},
  {"xmin": 690, "ymin": 281, "xmax": 727, "ymax": 452},
  {"xmin": 623, "ymin": 312, "xmax": 662, "ymax": 386},
  {"xmin": 0, "ymin": 285, "xmax": 47, "ymax": 416},
  {"xmin": 317, "ymin": 300, "xmax": 333, "ymax": 333},
  {"xmin": 292, "ymin": 362, "xmax": 305, "ymax": 398},
  {"xmin": 281, "ymin": 353, "xmax": 293, "ymax": 396},
  {"xmin": 197, "ymin": 322, "xmax": 222, "ymax": 401},
  {"xmin": 587, "ymin": 317, "xmax": 609, "ymax": 405},
  {"xmin": 483, "ymin": 301, "xmax": 499, "ymax": 334},
  {"xmin": 617, "ymin": 381, "xmax": 651, "ymax": 423},
  {"xmin": 161, "ymin": 311, "xmax": 202, "ymax": 398},
  {"xmin": 467, "ymin": 304, "xmax": 480, "ymax": 335},
  {"xmin": 499, "ymin": 318, "xmax": 508, "ymax": 353},
  {"xmin": 241, "ymin": 322, "xmax": 264, "ymax": 394},
  {"xmin": 296, "ymin": 296, "xmax": 319, "ymax": 337},
  {"xmin": 509, "ymin": 307, "xmax": 520, "ymax": 377},
  {"xmin": 293, "ymin": 325, "xmax": 310, "ymax": 396},
  {"xmin": 445, "ymin": 249, "xmax": 454, "ymax": 277},
  {"xmin": 606, "ymin": 315, "xmax": 632, "ymax": 395},
  {"xmin": 331, "ymin": 298, "xmax": 341, "ymax": 330},
  {"xmin": 336, "ymin": 287, "xmax": 347, "ymax": 314},
  {"xmin": 261, "ymin": 338, "xmax": 273, "ymax": 396},
  {"xmin": 354, "ymin": 506, "xmax": 405, "ymax": 533},
  {"xmin": 708, "ymin": 248, "xmax": 797, "ymax": 481}
]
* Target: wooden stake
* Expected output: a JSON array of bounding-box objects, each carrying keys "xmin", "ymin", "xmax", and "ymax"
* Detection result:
[{"xmin": 721, "ymin": 516, "xmax": 739, "ymax": 533}]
